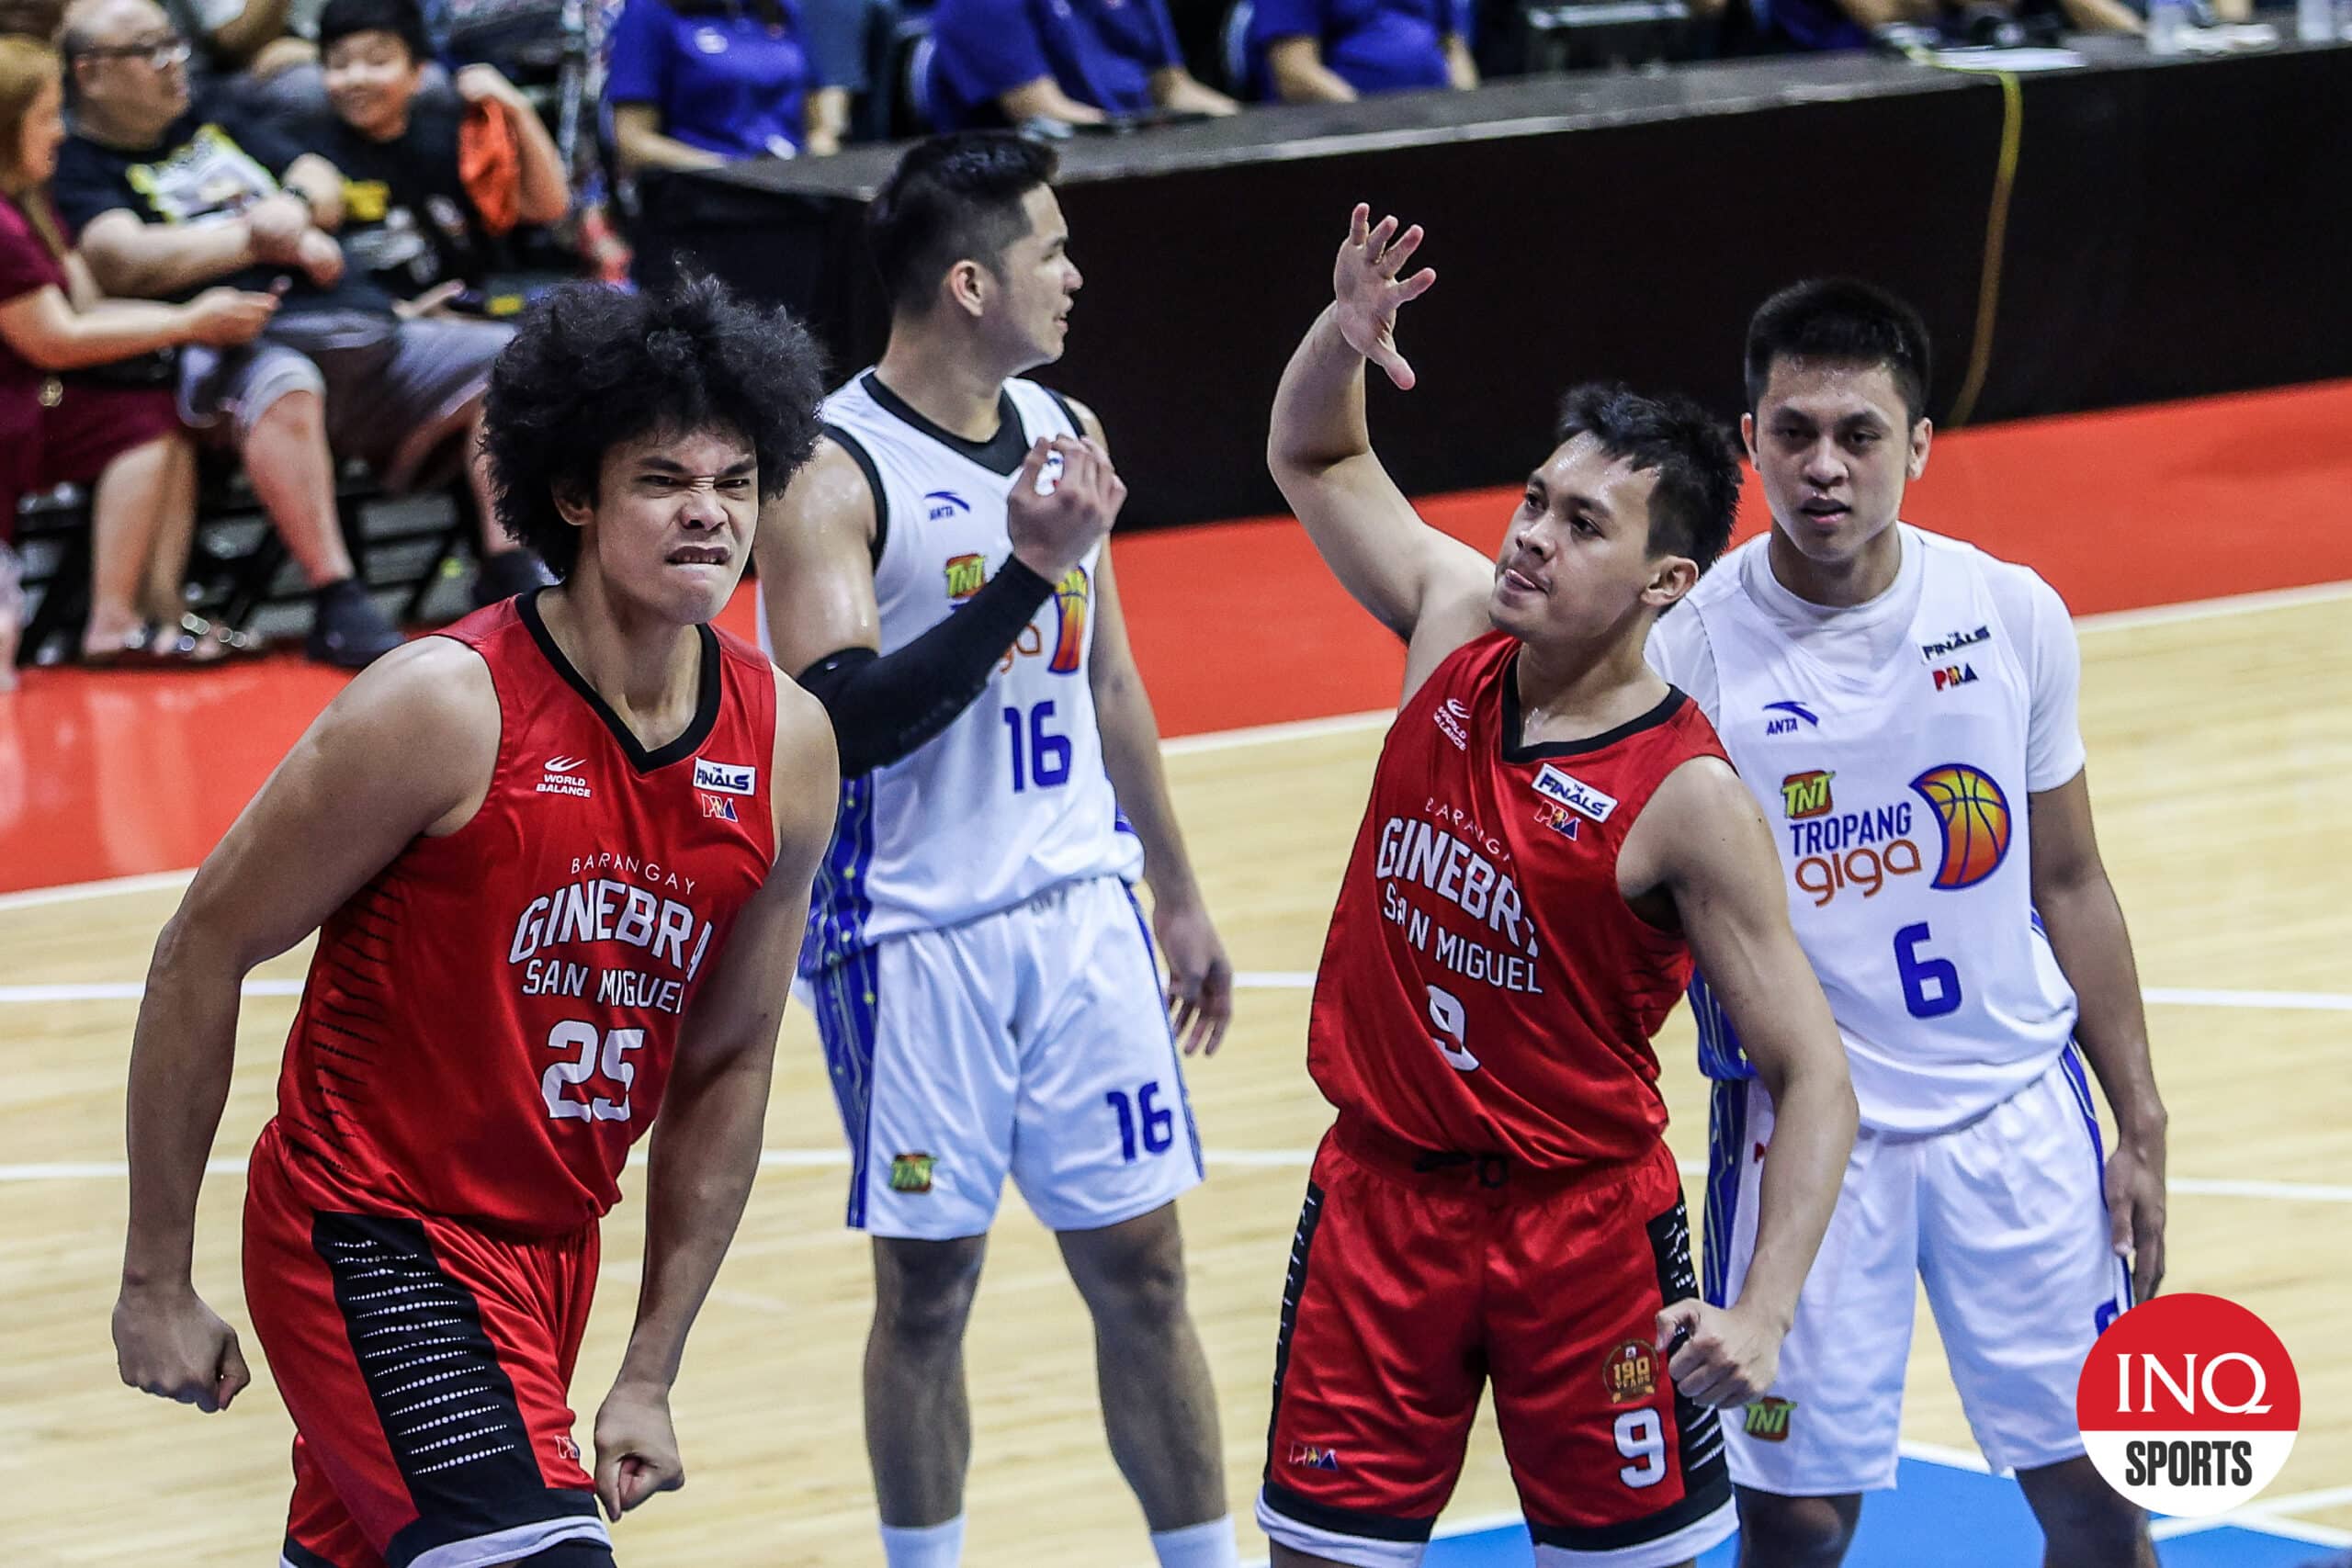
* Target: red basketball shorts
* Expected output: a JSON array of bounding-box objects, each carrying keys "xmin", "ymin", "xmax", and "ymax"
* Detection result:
[
  {"xmin": 243, "ymin": 1122, "xmax": 611, "ymax": 1568},
  {"xmin": 1256, "ymin": 1121, "xmax": 1735, "ymax": 1568}
]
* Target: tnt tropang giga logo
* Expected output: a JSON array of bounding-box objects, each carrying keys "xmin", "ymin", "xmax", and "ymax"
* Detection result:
[{"xmin": 2076, "ymin": 1292, "xmax": 2301, "ymax": 1516}]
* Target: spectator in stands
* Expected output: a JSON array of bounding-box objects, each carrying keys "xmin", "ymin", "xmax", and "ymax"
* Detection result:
[
  {"xmin": 157, "ymin": 0, "xmax": 312, "ymax": 82},
  {"xmin": 605, "ymin": 0, "xmax": 852, "ymax": 172},
  {"xmin": 0, "ymin": 34, "xmax": 277, "ymax": 669},
  {"xmin": 923, "ymin": 0, "xmax": 1235, "ymax": 131},
  {"xmin": 309, "ymin": 0, "xmax": 560, "ymax": 603},
  {"xmin": 1246, "ymin": 0, "xmax": 1476, "ymax": 103},
  {"xmin": 54, "ymin": 0, "xmax": 524, "ymax": 663}
]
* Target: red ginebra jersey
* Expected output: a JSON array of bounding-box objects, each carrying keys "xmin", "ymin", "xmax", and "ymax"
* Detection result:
[
  {"xmin": 267, "ymin": 593, "xmax": 779, "ymax": 1235},
  {"xmin": 1308, "ymin": 631, "xmax": 1729, "ymax": 1169}
]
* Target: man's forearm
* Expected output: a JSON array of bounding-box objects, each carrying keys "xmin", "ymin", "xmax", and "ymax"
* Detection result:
[
  {"xmin": 616, "ymin": 1051, "xmax": 773, "ymax": 1389},
  {"xmin": 2042, "ymin": 874, "xmax": 2165, "ymax": 1141},
  {"xmin": 1270, "ymin": 304, "xmax": 1373, "ymax": 472},
  {"xmin": 122, "ymin": 921, "xmax": 244, "ymax": 1288},
  {"xmin": 1737, "ymin": 1057, "xmax": 1855, "ymax": 1327},
  {"xmin": 87, "ymin": 218, "xmax": 256, "ymax": 300}
]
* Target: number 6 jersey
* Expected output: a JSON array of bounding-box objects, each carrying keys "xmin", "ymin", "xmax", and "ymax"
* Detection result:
[
  {"xmin": 268, "ymin": 591, "xmax": 780, "ymax": 1235},
  {"xmin": 1648, "ymin": 525, "xmax": 2086, "ymax": 1135}
]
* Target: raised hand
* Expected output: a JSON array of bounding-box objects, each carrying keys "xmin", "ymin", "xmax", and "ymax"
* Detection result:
[
  {"xmin": 1005, "ymin": 435, "xmax": 1125, "ymax": 582},
  {"xmin": 1332, "ymin": 203, "xmax": 1437, "ymax": 390}
]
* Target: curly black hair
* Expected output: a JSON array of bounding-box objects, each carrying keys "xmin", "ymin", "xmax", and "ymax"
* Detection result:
[
  {"xmin": 481, "ymin": 276, "xmax": 827, "ymax": 578},
  {"xmin": 1555, "ymin": 383, "xmax": 1743, "ymax": 574}
]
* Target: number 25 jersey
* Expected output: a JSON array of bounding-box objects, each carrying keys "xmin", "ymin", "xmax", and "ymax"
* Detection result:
[{"xmin": 268, "ymin": 592, "xmax": 780, "ymax": 1235}]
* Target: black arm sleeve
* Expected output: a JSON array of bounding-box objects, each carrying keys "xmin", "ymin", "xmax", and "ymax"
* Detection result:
[{"xmin": 797, "ymin": 558, "xmax": 1057, "ymax": 776}]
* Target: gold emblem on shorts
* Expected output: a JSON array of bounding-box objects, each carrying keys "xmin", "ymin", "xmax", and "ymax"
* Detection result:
[{"xmin": 1605, "ymin": 1340, "xmax": 1659, "ymax": 1404}]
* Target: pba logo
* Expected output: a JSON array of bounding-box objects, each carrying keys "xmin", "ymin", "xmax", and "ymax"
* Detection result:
[
  {"xmin": 1931, "ymin": 664, "xmax": 1980, "ymax": 692},
  {"xmin": 1909, "ymin": 763, "xmax": 2012, "ymax": 888},
  {"xmin": 1288, "ymin": 1444, "xmax": 1342, "ymax": 1472},
  {"xmin": 889, "ymin": 1153, "xmax": 936, "ymax": 1194},
  {"xmin": 698, "ymin": 794, "xmax": 737, "ymax": 821},
  {"xmin": 1603, "ymin": 1341, "xmax": 1658, "ymax": 1404},
  {"xmin": 1744, "ymin": 1397, "xmax": 1796, "ymax": 1442},
  {"xmin": 1532, "ymin": 801, "xmax": 1581, "ymax": 841},
  {"xmin": 1781, "ymin": 770, "xmax": 1835, "ymax": 820},
  {"xmin": 924, "ymin": 490, "xmax": 972, "ymax": 523},
  {"xmin": 2078, "ymin": 1293, "xmax": 2301, "ymax": 1516}
]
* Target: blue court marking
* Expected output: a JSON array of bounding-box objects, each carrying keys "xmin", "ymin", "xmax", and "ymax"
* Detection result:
[{"xmin": 1379, "ymin": 1458, "xmax": 2333, "ymax": 1567}]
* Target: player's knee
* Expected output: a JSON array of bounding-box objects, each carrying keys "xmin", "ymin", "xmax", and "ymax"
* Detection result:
[
  {"xmin": 872, "ymin": 1239, "xmax": 984, "ymax": 1349},
  {"xmin": 1069, "ymin": 1220, "xmax": 1189, "ymax": 1333},
  {"xmin": 2024, "ymin": 1459, "xmax": 2146, "ymax": 1558},
  {"xmin": 1736, "ymin": 1488, "xmax": 1860, "ymax": 1568}
]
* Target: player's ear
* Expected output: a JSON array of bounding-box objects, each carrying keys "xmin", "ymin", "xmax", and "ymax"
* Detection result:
[
  {"xmin": 946, "ymin": 258, "xmax": 988, "ymax": 320},
  {"xmin": 1907, "ymin": 417, "xmax": 1933, "ymax": 480},
  {"xmin": 552, "ymin": 477, "xmax": 595, "ymax": 531},
  {"xmin": 1643, "ymin": 553, "xmax": 1699, "ymax": 611},
  {"xmin": 1739, "ymin": 412, "xmax": 1759, "ymax": 467}
]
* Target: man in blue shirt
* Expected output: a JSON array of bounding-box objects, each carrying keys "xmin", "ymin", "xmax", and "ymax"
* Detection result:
[
  {"xmin": 924, "ymin": 0, "xmax": 1234, "ymax": 131},
  {"xmin": 1246, "ymin": 0, "xmax": 1475, "ymax": 102}
]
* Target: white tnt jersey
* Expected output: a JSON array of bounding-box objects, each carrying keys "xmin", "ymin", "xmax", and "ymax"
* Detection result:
[
  {"xmin": 1647, "ymin": 525, "xmax": 2085, "ymax": 1134},
  {"xmin": 787, "ymin": 370, "xmax": 1141, "ymax": 971}
]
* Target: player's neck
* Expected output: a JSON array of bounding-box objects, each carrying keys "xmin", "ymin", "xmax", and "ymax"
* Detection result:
[
  {"xmin": 1511, "ymin": 632, "xmax": 1669, "ymax": 747},
  {"xmin": 874, "ymin": 331, "xmax": 1021, "ymax": 444},
  {"xmin": 1766, "ymin": 521, "xmax": 1904, "ymax": 608},
  {"xmin": 535, "ymin": 577, "xmax": 706, "ymax": 749}
]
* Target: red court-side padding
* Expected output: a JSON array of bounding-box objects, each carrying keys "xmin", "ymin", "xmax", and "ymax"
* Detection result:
[{"xmin": 6, "ymin": 380, "xmax": 2350, "ymax": 892}]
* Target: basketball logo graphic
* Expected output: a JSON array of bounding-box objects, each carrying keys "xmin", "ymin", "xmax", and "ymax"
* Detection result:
[
  {"xmin": 1909, "ymin": 763, "xmax": 2011, "ymax": 888},
  {"xmin": 2077, "ymin": 1293, "xmax": 2301, "ymax": 1516}
]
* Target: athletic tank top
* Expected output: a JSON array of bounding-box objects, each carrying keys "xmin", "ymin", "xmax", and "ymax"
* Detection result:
[
  {"xmin": 1680, "ymin": 528, "xmax": 2078, "ymax": 1134},
  {"xmin": 266, "ymin": 591, "xmax": 779, "ymax": 1234},
  {"xmin": 1308, "ymin": 631, "xmax": 1729, "ymax": 1169},
  {"xmin": 797, "ymin": 370, "xmax": 1141, "ymax": 973}
]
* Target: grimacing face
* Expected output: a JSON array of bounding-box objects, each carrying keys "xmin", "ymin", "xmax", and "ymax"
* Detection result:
[
  {"xmin": 1743, "ymin": 356, "xmax": 1929, "ymax": 569},
  {"xmin": 557, "ymin": 427, "xmax": 760, "ymax": 626},
  {"xmin": 1487, "ymin": 434, "xmax": 1688, "ymax": 647}
]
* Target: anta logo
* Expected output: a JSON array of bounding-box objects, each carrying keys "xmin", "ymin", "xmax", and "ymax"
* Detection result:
[
  {"xmin": 1433, "ymin": 697, "xmax": 1471, "ymax": 750},
  {"xmin": 924, "ymin": 490, "xmax": 972, "ymax": 523},
  {"xmin": 537, "ymin": 756, "xmax": 592, "ymax": 798},
  {"xmin": 1919, "ymin": 625, "xmax": 1992, "ymax": 662},
  {"xmin": 1532, "ymin": 764, "xmax": 1617, "ymax": 824},
  {"xmin": 1932, "ymin": 663, "xmax": 1980, "ymax": 692},
  {"xmin": 889, "ymin": 1153, "xmax": 936, "ymax": 1193},
  {"xmin": 1781, "ymin": 770, "xmax": 1835, "ymax": 820},
  {"xmin": 1763, "ymin": 700, "xmax": 1819, "ymax": 736},
  {"xmin": 553, "ymin": 1434, "xmax": 581, "ymax": 1464},
  {"xmin": 1745, "ymin": 1397, "xmax": 1796, "ymax": 1441},
  {"xmin": 698, "ymin": 795, "xmax": 737, "ymax": 821},
  {"xmin": 693, "ymin": 759, "xmax": 756, "ymax": 795},
  {"xmin": 944, "ymin": 556, "xmax": 1093, "ymax": 675},
  {"xmin": 1286, "ymin": 1443, "xmax": 1342, "ymax": 1472}
]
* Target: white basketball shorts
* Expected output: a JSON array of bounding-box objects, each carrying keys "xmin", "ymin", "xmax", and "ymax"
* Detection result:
[
  {"xmin": 803, "ymin": 874, "xmax": 1204, "ymax": 1239},
  {"xmin": 1702, "ymin": 1047, "xmax": 2133, "ymax": 1493}
]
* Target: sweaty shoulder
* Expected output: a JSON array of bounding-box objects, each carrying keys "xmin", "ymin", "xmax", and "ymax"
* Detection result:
[{"xmin": 329, "ymin": 635, "xmax": 503, "ymax": 835}]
